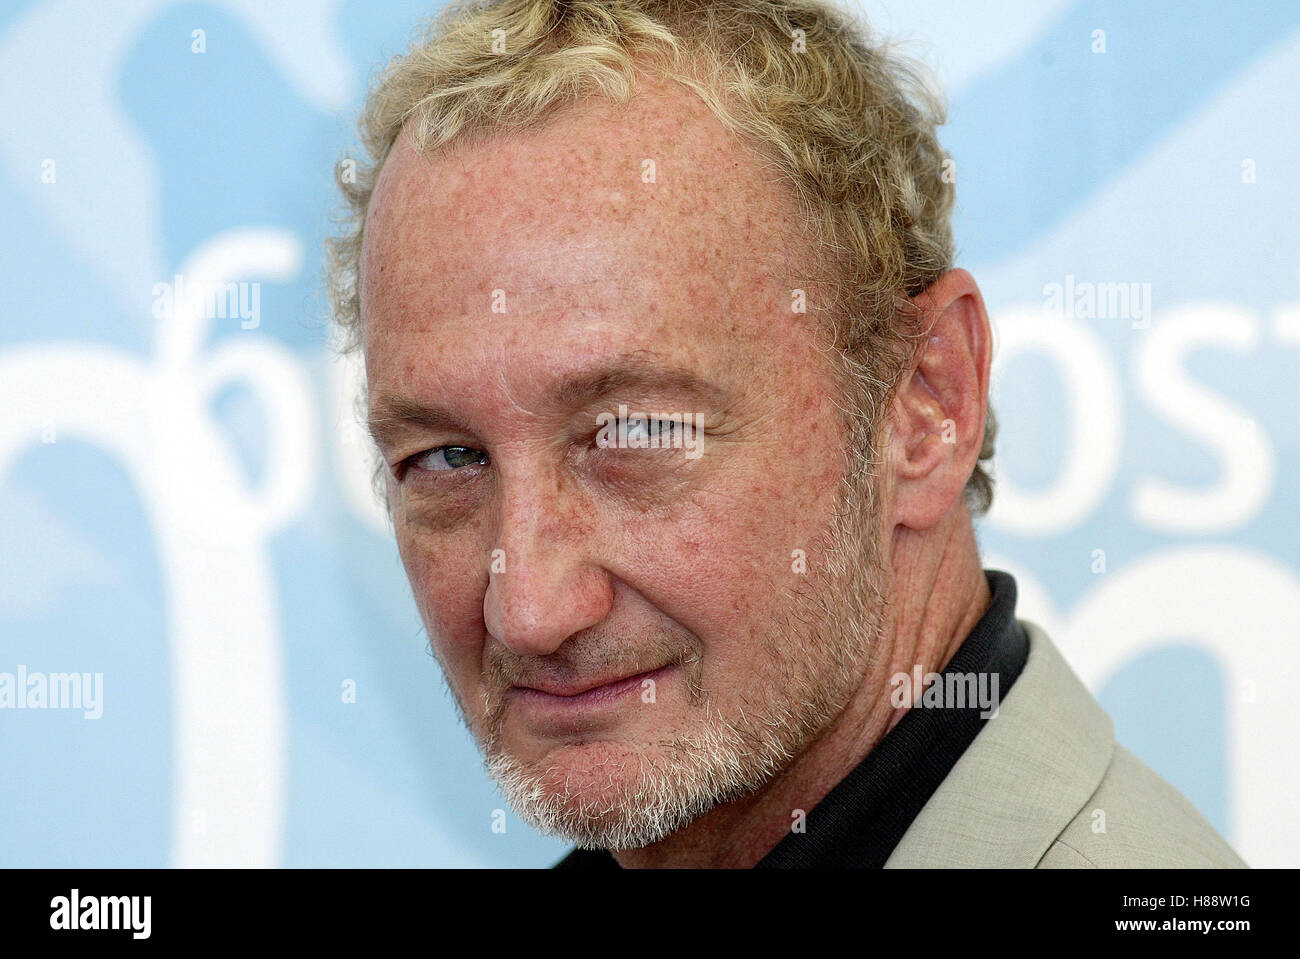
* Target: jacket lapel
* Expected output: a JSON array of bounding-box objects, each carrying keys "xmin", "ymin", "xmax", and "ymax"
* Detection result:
[{"xmin": 884, "ymin": 621, "xmax": 1114, "ymax": 867}]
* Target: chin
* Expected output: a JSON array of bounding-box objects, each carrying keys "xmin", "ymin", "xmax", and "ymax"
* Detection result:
[
  {"xmin": 517, "ymin": 739, "xmax": 656, "ymax": 805},
  {"xmin": 484, "ymin": 739, "xmax": 714, "ymax": 850}
]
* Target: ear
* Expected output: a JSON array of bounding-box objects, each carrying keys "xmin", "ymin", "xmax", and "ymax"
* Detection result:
[{"xmin": 887, "ymin": 268, "xmax": 992, "ymax": 531}]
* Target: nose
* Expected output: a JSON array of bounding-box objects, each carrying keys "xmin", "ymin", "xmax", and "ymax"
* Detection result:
[{"xmin": 483, "ymin": 474, "xmax": 614, "ymax": 657}]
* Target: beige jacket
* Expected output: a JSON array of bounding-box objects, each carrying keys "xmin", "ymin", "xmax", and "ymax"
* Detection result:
[{"xmin": 884, "ymin": 621, "xmax": 1247, "ymax": 868}]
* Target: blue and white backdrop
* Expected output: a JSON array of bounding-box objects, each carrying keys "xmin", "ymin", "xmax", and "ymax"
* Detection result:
[{"xmin": 1, "ymin": 0, "xmax": 1297, "ymax": 867}]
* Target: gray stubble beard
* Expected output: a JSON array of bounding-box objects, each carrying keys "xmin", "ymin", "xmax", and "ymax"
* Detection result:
[{"xmin": 478, "ymin": 461, "xmax": 889, "ymax": 852}]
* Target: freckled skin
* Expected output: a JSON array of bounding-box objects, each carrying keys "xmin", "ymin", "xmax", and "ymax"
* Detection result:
[{"xmin": 361, "ymin": 75, "xmax": 992, "ymax": 867}]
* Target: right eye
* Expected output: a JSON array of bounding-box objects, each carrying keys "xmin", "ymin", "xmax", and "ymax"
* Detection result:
[{"xmin": 409, "ymin": 446, "xmax": 488, "ymax": 473}]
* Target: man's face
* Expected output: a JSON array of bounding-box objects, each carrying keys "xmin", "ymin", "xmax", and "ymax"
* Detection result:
[{"xmin": 361, "ymin": 79, "xmax": 887, "ymax": 848}]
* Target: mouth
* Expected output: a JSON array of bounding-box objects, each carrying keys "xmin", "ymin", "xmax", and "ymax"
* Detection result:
[{"xmin": 506, "ymin": 664, "xmax": 675, "ymax": 725}]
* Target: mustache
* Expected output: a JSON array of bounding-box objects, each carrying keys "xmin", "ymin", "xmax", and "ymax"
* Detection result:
[
  {"xmin": 477, "ymin": 625, "xmax": 705, "ymax": 755},
  {"xmin": 482, "ymin": 626, "xmax": 702, "ymax": 694}
]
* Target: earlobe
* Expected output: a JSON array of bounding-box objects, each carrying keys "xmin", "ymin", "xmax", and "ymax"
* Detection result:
[{"xmin": 888, "ymin": 269, "xmax": 992, "ymax": 530}]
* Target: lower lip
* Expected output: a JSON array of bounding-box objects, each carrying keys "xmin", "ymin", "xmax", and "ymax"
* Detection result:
[{"xmin": 508, "ymin": 665, "xmax": 674, "ymax": 723}]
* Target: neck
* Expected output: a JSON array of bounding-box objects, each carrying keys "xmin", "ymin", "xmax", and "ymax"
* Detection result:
[{"xmin": 611, "ymin": 508, "xmax": 991, "ymax": 869}]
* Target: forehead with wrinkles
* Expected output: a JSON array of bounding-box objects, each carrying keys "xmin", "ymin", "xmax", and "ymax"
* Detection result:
[{"xmin": 359, "ymin": 75, "xmax": 835, "ymax": 425}]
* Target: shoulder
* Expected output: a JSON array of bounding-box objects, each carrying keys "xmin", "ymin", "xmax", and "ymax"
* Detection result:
[
  {"xmin": 1038, "ymin": 744, "xmax": 1248, "ymax": 869},
  {"xmin": 886, "ymin": 619, "xmax": 1249, "ymax": 869}
]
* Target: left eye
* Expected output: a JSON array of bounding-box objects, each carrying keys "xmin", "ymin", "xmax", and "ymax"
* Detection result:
[
  {"xmin": 411, "ymin": 446, "xmax": 487, "ymax": 472},
  {"xmin": 617, "ymin": 419, "xmax": 683, "ymax": 443}
]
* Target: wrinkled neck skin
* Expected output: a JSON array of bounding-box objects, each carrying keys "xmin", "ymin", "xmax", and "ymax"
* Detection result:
[{"xmin": 611, "ymin": 504, "xmax": 991, "ymax": 869}]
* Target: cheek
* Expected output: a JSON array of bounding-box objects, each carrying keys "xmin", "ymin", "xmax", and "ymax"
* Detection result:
[
  {"xmin": 622, "ymin": 470, "xmax": 838, "ymax": 656},
  {"xmin": 396, "ymin": 520, "xmax": 487, "ymax": 692},
  {"xmin": 620, "ymin": 413, "xmax": 847, "ymax": 673}
]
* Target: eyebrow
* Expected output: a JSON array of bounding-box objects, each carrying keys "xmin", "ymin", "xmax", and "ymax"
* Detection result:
[
  {"xmin": 366, "ymin": 395, "xmax": 465, "ymax": 452},
  {"xmin": 366, "ymin": 352, "xmax": 728, "ymax": 451}
]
